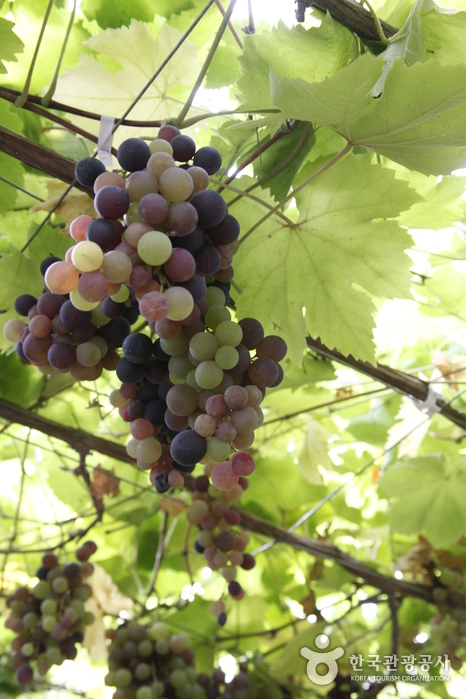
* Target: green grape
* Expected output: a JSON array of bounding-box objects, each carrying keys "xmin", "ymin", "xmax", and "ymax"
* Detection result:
[
  {"xmin": 148, "ymin": 622, "xmax": 170, "ymax": 641},
  {"xmin": 105, "ymin": 672, "xmax": 116, "ymax": 687},
  {"xmin": 135, "ymin": 662, "xmax": 151, "ymax": 680},
  {"xmin": 42, "ymin": 615, "xmax": 57, "ymax": 632},
  {"xmin": 21, "ymin": 642, "xmax": 35, "ymax": 657},
  {"xmin": 160, "ymin": 335, "xmax": 190, "ymax": 357},
  {"xmin": 46, "ymin": 646, "xmax": 62, "ymax": 665},
  {"xmin": 114, "ymin": 667, "xmax": 133, "ymax": 689},
  {"xmin": 91, "ymin": 303, "xmax": 112, "ymax": 327},
  {"xmin": 33, "ymin": 581, "xmax": 51, "ymax": 599},
  {"xmin": 70, "ymin": 287, "xmax": 99, "ymax": 311},
  {"xmin": 170, "ymin": 669, "xmax": 188, "ymax": 688},
  {"xmin": 82, "ymin": 611, "xmax": 95, "ymax": 625},
  {"xmin": 159, "ymin": 168, "xmax": 194, "ymax": 202},
  {"xmin": 164, "ymin": 287, "xmax": 194, "ymax": 322},
  {"xmin": 156, "ymin": 638, "xmax": 170, "ymax": 655},
  {"xmin": 69, "ymin": 599, "xmax": 85, "ymax": 616},
  {"xmin": 51, "ymin": 577, "xmax": 68, "ymax": 594},
  {"xmin": 22, "ymin": 612, "xmax": 39, "ymax": 629},
  {"xmin": 206, "ymin": 437, "xmax": 231, "ymax": 463},
  {"xmin": 215, "ymin": 345, "xmax": 238, "ymax": 370},
  {"xmin": 138, "ymin": 639, "xmax": 153, "ymax": 657},
  {"xmin": 64, "ymin": 607, "xmax": 79, "ymax": 624},
  {"xmin": 204, "ymin": 305, "xmax": 231, "ymax": 330},
  {"xmin": 189, "ymin": 332, "xmax": 219, "ymax": 361},
  {"xmin": 71, "ymin": 241, "xmax": 104, "ymax": 272},
  {"xmin": 137, "ymin": 437, "xmax": 162, "ymax": 464},
  {"xmin": 149, "ymin": 138, "xmax": 173, "ymax": 155},
  {"xmin": 214, "ymin": 321, "xmax": 243, "ymax": 347},
  {"xmin": 136, "ymin": 686, "xmax": 154, "ymax": 699},
  {"xmin": 41, "ymin": 598, "xmax": 57, "ymax": 615},
  {"xmin": 204, "ymin": 286, "xmax": 226, "ymax": 306},
  {"xmin": 138, "ymin": 231, "xmax": 172, "ymax": 265},
  {"xmin": 186, "ymin": 370, "xmax": 201, "ymax": 390},
  {"xmin": 73, "ymin": 584, "xmax": 92, "ymax": 601},
  {"xmin": 168, "ymin": 354, "xmax": 194, "ymax": 380},
  {"xmin": 111, "ymin": 285, "xmax": 130, "ymax": 303},
  {"xmin": 195, "ymin": 361, "xmax": 223, "ymax": 390}
]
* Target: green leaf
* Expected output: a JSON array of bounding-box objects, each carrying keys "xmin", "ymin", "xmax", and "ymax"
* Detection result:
[
  {"xmin": 252, "ymin": 122, "xmax": 316, "ymax": 202},
  {"xmin": 270, "ymin": 53, "xmax": 466, "ymax": 176},
  {"xmin": 0, "ymin": 102, "xmax": 25, "ymax": 213},
  {"xmin": 0, "ymin": 246, "xmax": 43, "ymax": 312},
  {"xmin": 274, "ymin": 352, "xmax": 336, "ymax": 391},
  {"xmin": 379, "ymin": 455, "xmax": 466, "ymax": 546},
  {"xmin": 237, "ymin": 15, "xmax": 353, "ymax": 111},
  {"xmin": 398, "ymin": 172, "xmax": 466, "ymax": 229},
  {"xmin": 0, "ymin": 353, "xmax": 43, "ymax": 406},
  {"xmin": 0, "ymin": 17, "xmax": 24, "ymax": 73},
  {"xmin": 297, "ymin": 419, "xmax": 332, "ymax": 485},
  {"xmin": 233, "ymin": 156, "xmax": 419, "ymax": 363},
  {"xmin": 54, "ymin": 20, "xmax": 200, "ymax": 139},
  {"xmin": 373, "ymin": 0, "xmax": 425, "ymax": 94},
  {"xmin": 422, "ymin": 3, "xmax": 466, "ymax": 66},
  {"xmin": 81, "ymin": 0, "xmax": 156, "ymax": 28}
]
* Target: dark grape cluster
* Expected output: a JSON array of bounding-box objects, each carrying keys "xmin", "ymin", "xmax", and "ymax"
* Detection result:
[
  {"xmin": 188, "ymin": 475, "xmax": 255, "ymax": 624},
  {"xmin": 5, "ymin": 541, "xmax": 97, "ymax": 686}
]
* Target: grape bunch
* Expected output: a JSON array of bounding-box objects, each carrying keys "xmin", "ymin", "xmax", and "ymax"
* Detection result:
[
  {"xmin": 5, "ymin": 126, "xmax": 287, "ymax": 494},
  {"xmin": 105, "ymin": 620, "xmax": 206, "ymax": 699},
  {"xmin": 106, "ymin": 619, "xmax": 258, "ymax": 699},
  {"xmin": 188, "ymin": 475, "xmax": 255, "ymax": 625},
  {"xmin": 5, "ymin": 541, "xmax": 97, "ymax": 686}
]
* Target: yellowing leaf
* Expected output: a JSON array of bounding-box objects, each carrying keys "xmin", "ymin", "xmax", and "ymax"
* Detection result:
[
  {"xmin": 29, "ymin": 181, "xmax": 95, "ymax": 234},
  {"xmin": 83, "ymin": 564, "xmax": 133, "ymax": 660},
  {"xmin": 233, "ymin": 157, "xmax": 420, "ymax": 363},
  {"xmin": 270, "ymin": 54, "xmax": 466, "ymax": 176},
  {"xmin": 54, "ymin": 20, "xmax": 199, "ymax": 141}
]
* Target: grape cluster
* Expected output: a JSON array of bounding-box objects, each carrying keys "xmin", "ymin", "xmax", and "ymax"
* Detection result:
[
  {"xmin": 6, "ymin": 128, "xmax": 286, "ymax": 493},
  {"xmin": 105, "ymin": 620, "xmax": 206, "ymax": 699},
  {"xmin": 188, "ymin": 475, "xmax": 255, "ymax": 625},
  {"xmin": 106, "ymin": 619, "xmax": 256, "ymax": 699},
  {"xmin": 5, "ymin": 541, "xmax": 97, "ymax": 686},
  {"xmin": 430, "ymin": 569, "xmax": 466, "ymax": 671}
]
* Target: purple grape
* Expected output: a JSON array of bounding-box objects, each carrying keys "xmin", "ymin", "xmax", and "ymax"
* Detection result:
[
  {"xmin": 117, "ymin": 138, "xmax": 151, "ymax": 172},
  {"xmin": 192, "ymin": 146, "xmax": 222, "ymax": 175},
  {"xmin": 75, "ymin": 157, "xmax": 106, "ymax": 187}
]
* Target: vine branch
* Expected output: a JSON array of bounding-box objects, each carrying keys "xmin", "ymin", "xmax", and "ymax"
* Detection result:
[{"xmin": 301, "ymin": 0, "xmax": 398, "ymax": 42}]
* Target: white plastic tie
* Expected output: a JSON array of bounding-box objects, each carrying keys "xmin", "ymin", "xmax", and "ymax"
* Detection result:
[
  {"xmin": 414, "ymin": 383, "xmax": 443, "ymax": 418},
  {"xmin": 97, "ymin": 115, "xmax": 115, "ymax": 167}
]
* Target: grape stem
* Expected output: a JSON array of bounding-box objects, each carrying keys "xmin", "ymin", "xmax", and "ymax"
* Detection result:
[
  {"xmin": 177, "ymin": 0, "xmax": 239, "ymax": 124},
  {"xmin": 144, "ymin": 513, "xmax": 168, "ymax": 601},
  {"xmin": 15, "ymin": 0, "xmax": 54, "ymax": 108},
  {"xmin": 214, "ymin": 0, "xmax": 244, "ymax": 48},
  {"xmin": 41, "ymin": 0, "xmax": 77, "ymax": 106},
  {"xmin": 238, "ymin": 142, "xmax": 353, "ymax": 246}
]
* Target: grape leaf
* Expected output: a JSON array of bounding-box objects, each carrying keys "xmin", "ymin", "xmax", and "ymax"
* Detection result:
[
  {"xmin": 81, "ymin": 0, "xmax": 156, "ymax": 29},
  {"xmin": 379, "ymin": 455, "xmax": 466, "ymax": 546},
  {"xmin": 422, "ymin": 2, "xmax": 466, "ymax": 66},
  {"xmin": 237, "ymin": 15, "xmax": 353, "ymax": 111},
  {"xmin": 0, "ymin": 18, "xmax": 24, "ymax": 73},
  {"xmin": 252, "ymin": 122, "xmax": 316, "ymax": 202},
  {"xmin": 0, "ymin": 246, "xmax": 43, "ymax": 312},
  {"xmin": 232, "ymin": 156, "xmax": 420, "ymax": 363},
  {"xmin": 270, "ymin": 53, "xmax": 466, "ymax": 176},
  {"xmin": 54, "ymin": 20, "xmax": 199, "ymax": 138},
  {"xmin": 297, "ymin": 419, "xmax": 333, "ymax": 485},
  {"xmin": 373, "ymin": 0, "xmax": 424, "ymax": 95}
]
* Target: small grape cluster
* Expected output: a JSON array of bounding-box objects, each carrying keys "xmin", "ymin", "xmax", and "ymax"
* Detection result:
[
  {"xmin": 106, "ymin": 619, "xmax": 255, "ymax": 699},
  {"xmin": 105, "ymin": 620, "xmax": 205, "ymax": 699},
  {"xmin": 5, "ymin": 541, "xmax": 97, "ymax": 686},
  {"xmin": 188, "ymin": 475, "xmax": 255, "ymax": 625},
  {"xmin": 430, "ymin": 569, "xmax": 466, "ymax": 671}
]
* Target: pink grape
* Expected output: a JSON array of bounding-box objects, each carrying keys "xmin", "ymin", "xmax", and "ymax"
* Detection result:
[
  {"xmin": 231, "ymin": 451, "xmax": 255, "ymax": 476},
  {"xmin": 211, "ymin": 461, "xmax": 239, "ymax": 491},
  {"xmin": 139, "ymin": 291, "xmax": 170, "ymax": 322}
]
